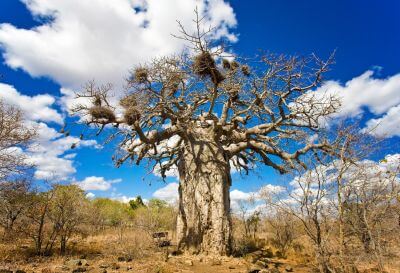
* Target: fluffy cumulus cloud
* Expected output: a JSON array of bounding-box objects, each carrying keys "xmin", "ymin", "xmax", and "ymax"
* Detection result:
[
  {"xmin": 364, "ymin": 104, "xmax": 400, "ymax": 137},
  {"xmin": 0, "ymin": 0, "xmax": 237, "ymax": 90},
  {"xmin": 0, "ymin": 83, "xmax": 63, "ymax": 124},
  {"xmin": 110, "ymin": 194, "xmax": 149, "ymax": 204},
  {"xmin": 153, "ymin": 182, "xmax": 179, "ymax": 204},
  {"xmin": 75, "ymin": 176, "xmax": 122, "ymax": 191},
  {"xmin": 0, "ymin": 83, "xmax": 98, "ymax": 180},
  {"xmin": 229, "ymin": 185, "xmax": 284, "ymax": 214},
  {"xmin": 288, "ymin": 154, "xmax": 400, "ymax": 203},
  {"xmin": 231, "ymin": 185, "xmax": 284, "ymax": 202},
  {"xmin": 25, "ymin": 122, "xmax": 98, "ymax": 180},
  {"xmin": 312, "ymin": 70, "xmax": 400, "ymax": 137},
  {"xmin": 230, "ymin": 189, "xmax": 253, "ymax": 202},
  {"xmin": 86, "ymin": 192, "xmax": 95, "ymax": 199}
]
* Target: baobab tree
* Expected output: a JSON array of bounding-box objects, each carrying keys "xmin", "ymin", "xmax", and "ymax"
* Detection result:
[{"xmin": 72, "ymin": 16, "xmax": 339, "ymax": 255}]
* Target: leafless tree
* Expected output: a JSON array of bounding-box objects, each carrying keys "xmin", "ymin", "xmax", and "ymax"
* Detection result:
[
  {"xmin": 343, "ymin": 161, "xmax": 400, "ymax": 272},
  {"xmin": 21, "ymin": 187, "xmax": 55, "ymax": 256},
  {"xmin": 72, "ymin": 12, "xmax": 339, "ymax": 255},
  {"xmin": 47, "ymin": 184, "xmax": 90, "ymax": 255},
  {"xmin": 0, "ymin": 100, "xmax": 35, "ymax": 179},
  {"xmin": 261, "ymin": 124, "xmax": 399, "ymax": 273},
  {"xmin": 236, "ymin": 197, "xmax": 257, "ymax": 238},
  {"xmin": 269, "ymin": 164, "xmax": 336, "ymax": 273},
  {"xmin": 0, "ymin": 178, "xmax": 34, "ymax": 239},
  {"xmin": 267, "ymin": 209, "xmax": 297, "ymax": 258}
]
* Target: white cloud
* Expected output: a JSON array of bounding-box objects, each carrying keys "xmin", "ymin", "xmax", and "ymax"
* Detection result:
[
  {"xmin": 258, "ymin": 184, "xmax": 285, "ymax": 195},
  {"xmin": 308, "ymin": 71, "xmax": 400, "ymax": 137},
  {"xmin": 230, "ymin": 189, "xmax": 252, "ymax": 201},
  {"xmin": 86, "ymin": 192, "xmax": 95, "ymax": 199},
  {"xmin": 153, "ymin": 164, "xmax": 179, "ymax": 178},
  {"xmin": 229, "ymin": 185, "xmax": 285, "ymax": 215},
  {"xmin": 287, "ymin": 154, "xmax": 400, "ymax": 202},
  {"xmin": 0, "ymin": 83, "xmax": 99, "ymax": 180},
  {"xmin": 64, "ymin": 153, "xmax": 77, "ymax": 159},
  {"xmin": 364, "ymin": 104, "xmax": 400, "ymax": 137},
  {"xmin": 231, "ymin": 185, "xmax": 284, "ymax": 202},
  {"xmin": 315, "ymin": 71, "xmax": 400, "ymax": 118},
  {"xmin": 153, "ymin": 182, "xmax": 179, "ymax": 204},
  {"xmin": 25, "ymin": 121, "xmax": 98, "ymax": 180},
  {"xmin": 0, "ymin": 83, "xmax": 63, "ymax": 124},
  {"xmin": 0, "ymin": 0, "xmax": 237, "ymax": 90},
  {"xmin": 75, "ymin": 176, "xmax": 122, "ymax": 191}
]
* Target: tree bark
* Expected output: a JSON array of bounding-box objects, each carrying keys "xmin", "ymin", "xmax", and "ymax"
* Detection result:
[{"xmin": 176, "ymin": 125, "xmax": 232, "ymax": 255}]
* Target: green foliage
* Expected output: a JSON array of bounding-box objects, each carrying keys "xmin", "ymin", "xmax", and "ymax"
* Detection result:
[
  {"xmin": 133, "ymin": 199, "xmax": 176, "ymax": 233},
  {"xmin": 48, "ymin": 184, "xmax": 90, "ymax": 254},
  {"xmin": 148, "ymin": 198, "xmax": 168, "ymax": 210},
  {"xmin": 92, "ymin": 198, "xmax": 132, "ymax": 227},
  {"xmin": 129, "ymin": 196, "xmax": 145, "ymax": 210}
]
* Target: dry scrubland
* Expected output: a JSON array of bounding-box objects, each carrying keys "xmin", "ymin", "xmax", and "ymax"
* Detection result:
[
  {"xmin": 1, "ymin": 14, "xmax": 400, "ymax": 273},
  {"xmin": 0, "ymin": 184, "xmax": 399, "ymax": 273}
]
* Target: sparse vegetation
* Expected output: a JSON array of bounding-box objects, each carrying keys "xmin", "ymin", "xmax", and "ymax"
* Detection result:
[{"xmin": 0, "ymin": 13, "xmax": 399, "ymax": 273}]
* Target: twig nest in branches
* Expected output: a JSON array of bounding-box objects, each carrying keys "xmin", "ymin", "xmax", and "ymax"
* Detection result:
[
  {"xmin": 89, "ymin": 106, "xmax": 116, "ymax": 122},
  {"xmin": 226, "ymin": 84, "xmax": 241, "ymax": 101},
  {"xmin": 120, "ymin": 94, "xmax": 141, "ymax": 125},
  {"xmin": 166, "ymin": 73, "xmax": 183, "ymax": 96},
  {"xmin": 93, "ymin": 95, "xmax": 102, "ymax": 106},
  {"xmin": 255, "ymin": 96, "xmax": 263, "ymax": 107},
  {"xmin": 193, "ymin": 52, "xmax": 215, "ymax": 76},
  {"xmin": 222, "ymin": 59, "xmax": 231, "ymax": 69},
  {"xmin": 133, "ymin": 67, "xmax": 149, "ymax": 83},
  {"xmin": 120, "ymin": 94, "xmax": 137, "ymax": 109},
  {"xmin": 230, "ymin": 61, "xmax": 239, "ymax": 70},
  {"xmin": 241, "ymin": 65, "xmax": 251, "ymax": 76},
  {"xmin": 123, "ymin": 108, "xmax": 141, "ymax": 125},
  {"xmin": 193, "ymin": 52, "xmax": 225, "ymax": 85}
]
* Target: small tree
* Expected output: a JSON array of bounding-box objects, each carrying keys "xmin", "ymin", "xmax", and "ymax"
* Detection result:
[
  {"xmin": 260, "ymin": 145, "xmax": 345, "ymax": 272},
  {"xmin": 91, "ymin": 198, "xmax": 132, "ymax": 241},
  {"xmin": 134, "ymin": 198, "xmax": 176, "ymax": 236},
  {"xmin": 0, "ymin": 100, "xmax": 35, "ymax": 179},
  {"xmin": 0, "ymin": 178, "xmax": 33, "ymax": 239},
  {"xmin": 48, "ymin": 184, "xmax": 89, "ymax": 255},
  {"xmin": 73, "ymin": 15, "xmax": 338, "ymax": 255},
  {"xmin": 267, "ymin": 209, "xmax": 297, "ymax": 258},
  {"xmin": 22, "ymin": 189, "xmax": 55, "ymax": 256},
  {"xmin": 129, "ymin": 195, "xmax": 145, "ymax": 210},
  {"xmin": 343, "ymin": 160, "xmax": 400, "ymax": 272},
  {"xmin": 236, "ymin": 196, "xmax": 258, "ymax": 238}
]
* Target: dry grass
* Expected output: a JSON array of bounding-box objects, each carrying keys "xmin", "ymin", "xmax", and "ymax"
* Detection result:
[{"xmin": 1, "ymin": 227, "xmax": 400, "ymax": 273}]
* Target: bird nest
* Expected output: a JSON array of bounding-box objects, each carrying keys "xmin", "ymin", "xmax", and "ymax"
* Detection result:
[
  {"xmin": 133, "ymin": 67, "xmax": 149, "ymax": 83},
  {"xmin": 241, "ymin": 65, "xmax": 251, "ymax": 76},
  {"xmin": 120, "ymin": 94, "xmax": 141, "ymax": 125},
  {"xmin": 120, "ymin": 94, "xmax": 137, "ymax": 109},
  {"xmin": 193, "ymin": 52, "xmax": 225, "ymax": 84},
  {"xmin": 89, "ymin": 106, "xmax": 116, "ymax": 122},
  {"xmin": 123, "ymin": 108, "xmax": 141, "ymax": 125}
]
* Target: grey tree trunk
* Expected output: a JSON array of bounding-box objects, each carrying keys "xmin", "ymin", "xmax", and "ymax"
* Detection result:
[{"xmin": 176, "ymin": 124, "xmax": 232, "ymax": 255}]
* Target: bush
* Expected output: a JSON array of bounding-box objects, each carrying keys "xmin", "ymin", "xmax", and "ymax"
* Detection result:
[{"xmin": 232, "ymin": 236, "xmax": 265, "ymax": 257}]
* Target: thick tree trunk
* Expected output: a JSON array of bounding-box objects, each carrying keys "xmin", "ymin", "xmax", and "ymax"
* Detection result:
[{"xmin": 176, "ymin": 125, "xmax": 232, "ymax": 255}]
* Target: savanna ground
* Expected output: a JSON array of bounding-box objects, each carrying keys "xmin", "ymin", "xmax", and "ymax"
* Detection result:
[
  {"xmin": 0, "ymin": 14, "xmax": 399, "ymax": 273},
  {"xmin": 1, "ymin": 214, "xmax": 399, "ymax": 273},
  {"xmin": 0, "ymin": 227, "xmax": 315, "ymax": 273}
]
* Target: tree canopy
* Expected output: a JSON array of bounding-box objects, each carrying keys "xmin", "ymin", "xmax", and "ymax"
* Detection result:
[{"xmin": 72, "ymin": 16, "xmax": 339, "ymax": 178}]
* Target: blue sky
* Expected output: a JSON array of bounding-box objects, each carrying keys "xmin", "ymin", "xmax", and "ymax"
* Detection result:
[{"xmin": 0, "ymin": 0, "xmax": 399, "ymax": 204}]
